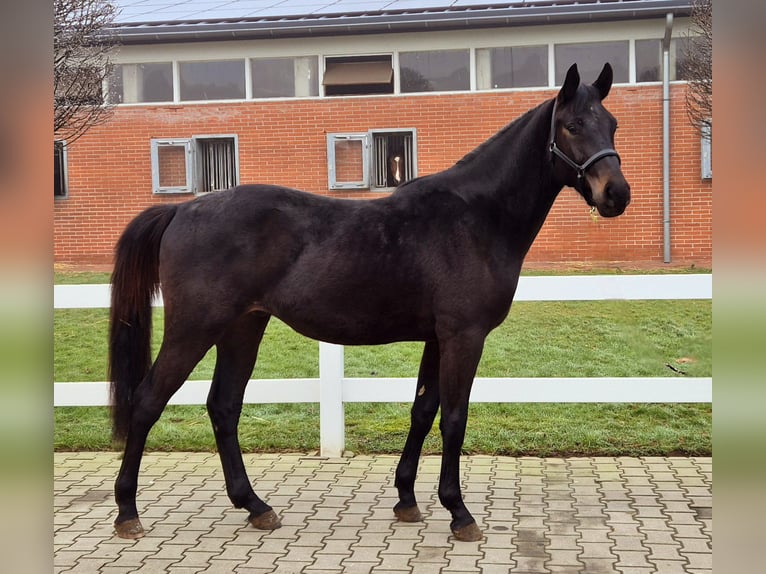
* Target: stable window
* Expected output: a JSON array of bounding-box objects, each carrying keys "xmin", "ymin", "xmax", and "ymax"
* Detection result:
[
  {"xmin": 554, "ymin": 41, "xmax": 629, "ymax": 84},
  {"xmin": 54, "ymin": 141, "xmax": 67, "ymax": 198},
  {"xmin": 327, "ymin": 129, "xmax": 417, "ymax": 191},
  {"xmin": 476, "ymin": 45, "xmax": 548, "ymax": 90},
  {"xmin": 399, "ymin": 49, "xmax": 469, "ymax": 93},
  {"xmin": 252, "ymin": 56, "xmax": 319, "ymax": 98},
  {"xmin": 109, "ymin": 62, "xmax": 173, "ymax": 103},
  {"xmin": 151, "ymin": 135, "xmax": 239, "ymax": 194},
  {"xmin": 323, "ymin": 55, "xmax": 393, "ymax": 96}
]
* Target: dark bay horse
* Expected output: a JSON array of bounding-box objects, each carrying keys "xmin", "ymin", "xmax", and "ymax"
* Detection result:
[{"xmin": 109, "ymin": 63, "xmax": 630, "ymax": 542}]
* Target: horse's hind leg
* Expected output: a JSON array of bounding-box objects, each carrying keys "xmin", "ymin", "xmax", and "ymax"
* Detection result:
[
  {"xmin": 394, "ymin": 340, "xmax": 440, "ymax": 522},
  {"xmin": 206, "ymin": 312, "xmax": 281, "ymax": 530},
  {"xmin": 114, "ymin": 331, "xmax": 216, "ymax": 539}
]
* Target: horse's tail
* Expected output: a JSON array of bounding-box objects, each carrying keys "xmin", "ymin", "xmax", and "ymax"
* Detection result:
[{"xmin": 108, "ymin": 204, "xmax": 178, "ymax": 443}]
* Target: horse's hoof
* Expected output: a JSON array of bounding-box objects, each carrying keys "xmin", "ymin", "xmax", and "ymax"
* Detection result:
[
  {"xmin": 451, "ymin": 521, "xmax": 483, "ymax": 542},
  {"xmin": 248, "ymin": 509, "xmax": 282, "ymax": 530},
  {"xmin": 114, "ymin": 517, "xmax": 145, "ymax": 539},
  {"xmin": 393, "ymin": 504, "xmax": 423, "ymax": 523}
]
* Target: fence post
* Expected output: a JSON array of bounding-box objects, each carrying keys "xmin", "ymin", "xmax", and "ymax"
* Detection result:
[{"xmin": 319, "ymin": 342, "xmax": 345, "ymax": 457}]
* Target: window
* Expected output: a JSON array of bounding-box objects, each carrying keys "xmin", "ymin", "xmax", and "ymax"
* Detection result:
[
  {"xmin": 476, "ymin": 45, "xmax": 548, "ymax": 90},
  {"xmin": 371, "ymin": 130, "xmax": 416, "ymax": 189},
  {"xmin": 554, "ymin": 41, "xmax": 629, "ymax": 84},
  {"xmin": 151, "ymin": 136, "xmax": 238, "ymax": 194},
  {"xmin": 672, "ymin": 37, "xmax": 693, "ymax": 81},
  {"xmin": 323, "ymin": 55, "xmax": 393, "ymax": 96},
  {"xmin": 54, "ymin": 141, "xmax": 67, "ymax": 198},
  {"xmin": 252, "ymin": 56, "xmax": 319, "ymax": 98},
  {"xmin": 636, "ymin": 37, "xmax": 695, "ymax": 83},
  {"xmin": 635, "ymin": 39, "xmax": 661, "ymax": 82},
  {"xmin": 399, "ymin": 50, "xmax": 469, "ymax": 93},
  {"xmin": 109, "ymin": 63, "xmax": 173, "ymax": 103},
  {"xmin": 179, "ymin": 60, "xmax": 245, "ymax": 101},
  {"xmin": 327, "ymin": 129, "xmax": 417, "ymax": 191},
  {"xmin": 701, "ymin": 124, "xmax": 712, "ymax": 180},
  {"xmin": 327, "ymin": 134, "xmax": 370, "ymax": 189}
]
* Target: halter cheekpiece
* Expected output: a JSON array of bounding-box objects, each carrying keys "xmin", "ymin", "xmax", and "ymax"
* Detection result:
[{"xmin": 548, "ymin": 99, "xmax": 620, "ymax": 182}]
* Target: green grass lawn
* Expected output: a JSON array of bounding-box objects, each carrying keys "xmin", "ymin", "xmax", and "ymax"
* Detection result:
[{"xmin": 54, "ymin": 286, "xmax": 712, "ymax": 456}]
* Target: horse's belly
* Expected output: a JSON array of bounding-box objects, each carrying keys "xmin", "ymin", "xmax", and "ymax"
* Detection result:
[{"xmin": 272, "ymin": 302, "xmax": 433, "ymax": 346}]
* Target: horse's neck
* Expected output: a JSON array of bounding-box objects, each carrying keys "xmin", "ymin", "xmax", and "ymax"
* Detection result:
[{"xmin": 451, "ymin": 99, "xmax": 562, "ymax": 251}]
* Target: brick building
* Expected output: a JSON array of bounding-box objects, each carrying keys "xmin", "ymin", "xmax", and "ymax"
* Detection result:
[{"xmin": 54, "ymin": 0, "xmax": 711, "ymax": 268}]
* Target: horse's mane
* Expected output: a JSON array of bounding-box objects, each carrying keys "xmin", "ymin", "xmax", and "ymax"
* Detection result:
[{"xmin": 454, "ymin": 98, "xmax": 551, "ymax": 167}]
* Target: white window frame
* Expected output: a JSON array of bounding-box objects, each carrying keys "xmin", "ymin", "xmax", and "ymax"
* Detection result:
[
  {"xmin": 327, "ymin": 133, "xmax": 371, "ymax": 190},
  {"xmin": 150, "ymin": 135, "xmax": 239, "ymax": 194},
  {"xmin": 327, "ymin": 129, "xmax": 417, "ymax": 191},
  {"xmin": 151, "ymin": 139, "xmax": 194, "ymax": 194},
  {"xmin": 701, "ymin": 124, "xmax": 712, "ymax": 180}
]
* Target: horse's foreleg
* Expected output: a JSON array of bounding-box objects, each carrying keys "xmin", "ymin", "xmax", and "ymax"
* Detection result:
[
  {"xmin": 114, "ymin": 336, "xmax": 213, "ymax": 539},
  {"xmin": 436, "ymin": 331, "xmax": 485, "ymax": 542},
  {"xmin": 206, "ymin": 312, "xmax": 281, "ymax": 530},
  {"xmin": 394, "ymin": 340, "xmax": 440, "ymax": 522}
]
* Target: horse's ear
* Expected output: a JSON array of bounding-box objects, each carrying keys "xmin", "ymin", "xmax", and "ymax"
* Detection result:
[
  {"xmin": 558, "ymin": 63, "xmax": 579, "ymax": 103},
  {"xmin": 593, "ymin": 63, "xmax": 613, "ymax": 100}
]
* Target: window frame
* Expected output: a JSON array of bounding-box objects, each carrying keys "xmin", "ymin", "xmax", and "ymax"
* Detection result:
[
  {"xmin": 369, "ymin": 128, "xmax": 418, "ymax": 191},
  {"xmin": 701, "ymin": 124, "xmax": 712, "ymax": 180},
  {"xmin": 54, "ymin": 140, "xmax": 68, "ymax": 199},
  {"xmin": 150, "ymin": 135, "xmax": 239, "ymax": 195},
  {"xmin": 326, "ymin": 133, "xmax": 371, "ymax": 190},
  {"xmin": 327, "ymin": 128, "xmax": 417, "ymax": 191}
]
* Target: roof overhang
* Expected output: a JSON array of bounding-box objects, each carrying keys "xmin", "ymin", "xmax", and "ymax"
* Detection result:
[{"xmin": 104, "ymin": 1, "xmax": 692, "ymax": 45}]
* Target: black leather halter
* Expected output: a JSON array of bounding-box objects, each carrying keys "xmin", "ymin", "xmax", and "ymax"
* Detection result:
[{"xmin": 548, "ymin": 99, "xmax": 620, "ymax": 185}]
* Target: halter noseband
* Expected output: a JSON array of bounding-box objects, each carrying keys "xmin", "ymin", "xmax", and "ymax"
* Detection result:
[{"xmin": 548, "ymin": 99, "xmax": 620, "ymax": 184}]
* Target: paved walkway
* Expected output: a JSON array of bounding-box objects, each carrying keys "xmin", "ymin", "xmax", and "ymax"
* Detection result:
[{"xmin": 54, "ymin": 453, "xmax": 712, "ymax": 573}]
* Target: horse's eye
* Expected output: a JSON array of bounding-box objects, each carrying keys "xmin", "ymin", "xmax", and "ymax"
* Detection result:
[{"xmin": 565, "ymin": 123, "xmax": 577, "ymax": 134}]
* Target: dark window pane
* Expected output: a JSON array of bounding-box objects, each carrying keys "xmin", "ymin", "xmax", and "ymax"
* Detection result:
[
  {"xmin": 400, "ymin": 50, "xmax": 469, "ymax": 93},
  {"xmin": 54, "ymin": 142, "xmax": 66, "ymax": 198},
  {"xmin": 110, "ymin": 63, "xmax": 173, "ymax": 103},
  {"xmin": 488, "ymin": 45, "xmax": 548, "ymax": 88},
  {"xmin": 555, "ymin": 41, "xmax": 629, "ymax": 84},
  {"xmin": 252, "ymin": 57, "xmax": 318, "ymax": 98},
  {"xmin": 673, "ymin": 37, "xmax": 693, "ymax": 81},
  {"xmin": 636, "ymin": 39, "xmax": 661, "ymax": 82},
  {"xmin": 323, "ymin": 55, "xmax": 393, "ymax": 97},
  {"xmin": 179, "ymin": 60, "xmax": 245, "ymax": 101}
]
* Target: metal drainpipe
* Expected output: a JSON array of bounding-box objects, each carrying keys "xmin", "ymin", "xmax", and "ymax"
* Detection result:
[{"xmin": 662, "ymin": 12, "xmax": 674, "ymax": 263}]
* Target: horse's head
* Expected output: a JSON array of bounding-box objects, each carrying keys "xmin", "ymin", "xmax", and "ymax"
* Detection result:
[{"xmin": 550, "ymin": 63, "xmax": 631, "ymax": 218}]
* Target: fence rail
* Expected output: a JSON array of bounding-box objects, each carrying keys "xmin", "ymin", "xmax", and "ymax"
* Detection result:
[{"xmin": 54, "ymin": 274, "xmax": 713, "ymax": 456}]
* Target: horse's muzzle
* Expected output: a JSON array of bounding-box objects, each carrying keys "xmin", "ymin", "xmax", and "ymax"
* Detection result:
[{"xmin": 592, "ymin": 177, "xmax": 631, "ymax": 218}]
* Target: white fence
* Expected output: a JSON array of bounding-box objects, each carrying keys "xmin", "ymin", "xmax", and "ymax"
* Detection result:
[{"xmin": 54, "ymin": 274, "xmax": 713, "ymax": 457}]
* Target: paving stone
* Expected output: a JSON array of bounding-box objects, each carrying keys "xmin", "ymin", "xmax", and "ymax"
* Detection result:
[
  {"xmin": 650, "ymin": 560, "xmax": 691, "ymax": 573},
  {"xmin": 54, "ymin": 453, "xmax": 712, "ymax": 574}
]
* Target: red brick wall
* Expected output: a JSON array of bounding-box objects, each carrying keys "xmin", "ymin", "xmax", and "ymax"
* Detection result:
[{"xmin": 54, "ymin": 84, "xmax": 711, "ymax": 267}]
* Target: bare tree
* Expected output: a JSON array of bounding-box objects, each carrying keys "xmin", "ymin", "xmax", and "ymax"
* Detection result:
[
  {"xmin": 54, "ymin": 0, "xmax": 118, "ymax": 143},
  {"xmin": 682, "ymin": 0, "xmax": 712, "ymax": 141}
]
